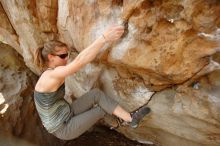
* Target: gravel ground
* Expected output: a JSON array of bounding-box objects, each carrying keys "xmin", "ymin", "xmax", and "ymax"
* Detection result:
[{"xmin": 64, "ymin": 125, "xmax": 155, "ymax": 146}]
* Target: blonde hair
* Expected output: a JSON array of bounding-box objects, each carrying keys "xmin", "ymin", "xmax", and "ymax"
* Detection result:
[{"xmin": 34, "ymin": 40, "xmax": 67, "ymax": 72}]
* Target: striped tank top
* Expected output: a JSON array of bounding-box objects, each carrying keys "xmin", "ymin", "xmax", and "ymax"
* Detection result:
[{"xmin": 34, "ymin": 84, "xmax": 71, "ymax": 133}]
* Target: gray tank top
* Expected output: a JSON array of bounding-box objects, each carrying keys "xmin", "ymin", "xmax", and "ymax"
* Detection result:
[{"xmin": 34, "ymin": 84, "xmax": 71, "ymax": 133}]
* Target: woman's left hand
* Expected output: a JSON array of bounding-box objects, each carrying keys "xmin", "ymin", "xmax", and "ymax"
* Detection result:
[{"xmin": 102, "ymin": 25, "xmax": 125, "ymax": 42}]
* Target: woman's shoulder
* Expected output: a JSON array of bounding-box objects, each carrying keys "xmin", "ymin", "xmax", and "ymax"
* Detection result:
[
  {"xmin": 40, "ymin": 68, "xmax": 54, "ymax": 75},
  {"xmin": 35, "ymin": 70, "xmax": 64, "ymax": 93}
]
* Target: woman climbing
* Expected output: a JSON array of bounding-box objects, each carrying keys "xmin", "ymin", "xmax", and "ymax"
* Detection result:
[{"xmin": 34, "ymin": 25, "xmax": 150, "ymax": 140}]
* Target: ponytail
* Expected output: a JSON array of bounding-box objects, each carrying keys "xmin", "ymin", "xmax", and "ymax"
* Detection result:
[
  {"xmin": 34, "ymin": 46, "xmax": 45, "ymax": 72},
  {"xmin": 34, "ymin": 40, "xmax": 68, "ymax": 72}
]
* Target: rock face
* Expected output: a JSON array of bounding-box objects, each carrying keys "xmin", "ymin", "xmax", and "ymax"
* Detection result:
[
  {"xmin": 0, "ymin": 43, "xmax": 67, "ymax": 146},
  {"xmin": 0, "ymin": 0, "xmax": 220, "ymax": 146}
]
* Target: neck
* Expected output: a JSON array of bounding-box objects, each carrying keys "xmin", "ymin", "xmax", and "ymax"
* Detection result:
[{"xmin": 47, "ymin": 62, "xmax": 56, "ymax": 69}]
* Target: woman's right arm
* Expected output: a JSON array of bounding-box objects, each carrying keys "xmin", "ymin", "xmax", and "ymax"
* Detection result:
[{"xmin": 51, "ymin": 25, "xmax": 124, "ymax": 79}]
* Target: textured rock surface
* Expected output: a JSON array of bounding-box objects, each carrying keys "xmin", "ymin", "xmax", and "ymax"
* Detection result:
[
  {"xmin": 0, "ymin": 0, "xmax": 220, "ymax": 146},
  {"xmin": 0, "ymin": 43, "xmax": 66, "ymax": 146}
]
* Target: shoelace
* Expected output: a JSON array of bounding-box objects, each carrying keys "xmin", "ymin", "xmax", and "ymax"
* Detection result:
[{"xmin": 110, "ymin": 107, "xmax": 151, "ymax": 129}]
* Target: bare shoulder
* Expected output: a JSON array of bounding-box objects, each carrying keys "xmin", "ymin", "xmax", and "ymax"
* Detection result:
[{"xmin": 35, "ymin": 70, "xmax": 64, "ymax": 92}]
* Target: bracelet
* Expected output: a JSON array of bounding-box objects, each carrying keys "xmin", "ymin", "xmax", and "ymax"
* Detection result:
[{"xmin": 102, "ymin": 34, "xmax": 107, "ymax": 43}]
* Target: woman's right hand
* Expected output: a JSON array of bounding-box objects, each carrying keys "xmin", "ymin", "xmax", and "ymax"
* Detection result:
[{"xmin": 102, "ymin": 25, "xmax": 125, "ymax": 42}]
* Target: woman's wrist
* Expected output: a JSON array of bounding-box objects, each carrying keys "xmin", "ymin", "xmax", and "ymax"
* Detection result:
[
  {"xmin": 102, "ymin": 34, "xmax": 107, "ymax": 43},
  {"xmin": 99, "ymin": 34, "xmax": 107, "ymax": 44}
]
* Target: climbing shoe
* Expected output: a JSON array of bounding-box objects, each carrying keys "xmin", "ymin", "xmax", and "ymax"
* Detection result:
[{"xmin": 130, "ymin": 106, "xmax": 151, "ymax": 128}]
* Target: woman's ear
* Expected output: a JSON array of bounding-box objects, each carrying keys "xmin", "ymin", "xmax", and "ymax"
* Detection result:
[{"xmin": 47, "ymin": 54, "xmax": 54, "ymax": 62}]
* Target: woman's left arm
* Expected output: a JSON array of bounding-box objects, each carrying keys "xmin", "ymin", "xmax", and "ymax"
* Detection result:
[{"xmin": 50, "ymin": 25, "xmax": 124, "ymax": 79}]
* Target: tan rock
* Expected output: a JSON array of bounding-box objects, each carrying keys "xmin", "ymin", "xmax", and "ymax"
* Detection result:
[
  {"xmin": 119, "ymin": 85, "xmax": 220, "ymax": 146},
  {"xmin": 0, "ymin": 4, "xmax": 21, "ymax": 54},
  {"xmin": 100, "ymin": 67, "xmax": 154, "ymax": 111},
  {"xmin": 65, "ymin": 63, "xmax": 103, "ymax": 98},
  {"xmin": 0, "ymin": 43, "xmax": 65, "ymax": 146},
  {"xmin": 0, "ymin": 0, "xmax": 220, "ymax": 146}
]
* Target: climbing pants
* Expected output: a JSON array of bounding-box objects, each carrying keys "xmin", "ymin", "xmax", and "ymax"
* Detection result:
[{"xmin": 52, "ymin": 88, "xmax": 118, "ymax": 140}]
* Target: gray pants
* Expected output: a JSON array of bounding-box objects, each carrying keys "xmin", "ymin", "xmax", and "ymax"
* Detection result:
[{"xmin": 53, "ymin": 88, "xmax": 118, "ymax": 140}]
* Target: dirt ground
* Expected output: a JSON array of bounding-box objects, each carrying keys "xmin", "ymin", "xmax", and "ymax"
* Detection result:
[{"xmin": 64, "ymin": 125, "xmax": 155, "ymax": 146}]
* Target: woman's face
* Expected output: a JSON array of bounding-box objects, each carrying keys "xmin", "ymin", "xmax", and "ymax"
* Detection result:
[{"xmin": 48, "ymin": 46, "xmax": 69, "ymax": 67}]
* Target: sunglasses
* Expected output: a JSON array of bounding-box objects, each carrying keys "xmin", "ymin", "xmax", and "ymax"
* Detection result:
[{"xmin": 53, "ymin": 53, "xmax": 69, "ymax": 59}]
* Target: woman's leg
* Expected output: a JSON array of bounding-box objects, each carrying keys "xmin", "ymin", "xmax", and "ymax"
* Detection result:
[
  {"xmin": 71, "ymin": 88, "xmax": 132, "ymax": 122},
  {"xmin": 54, "ymin": 106, "xmax": 105, "ymax": 140},
  {"xmin": 54, "ymin": 88, "xmax": 151, "ymax": 140}
]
